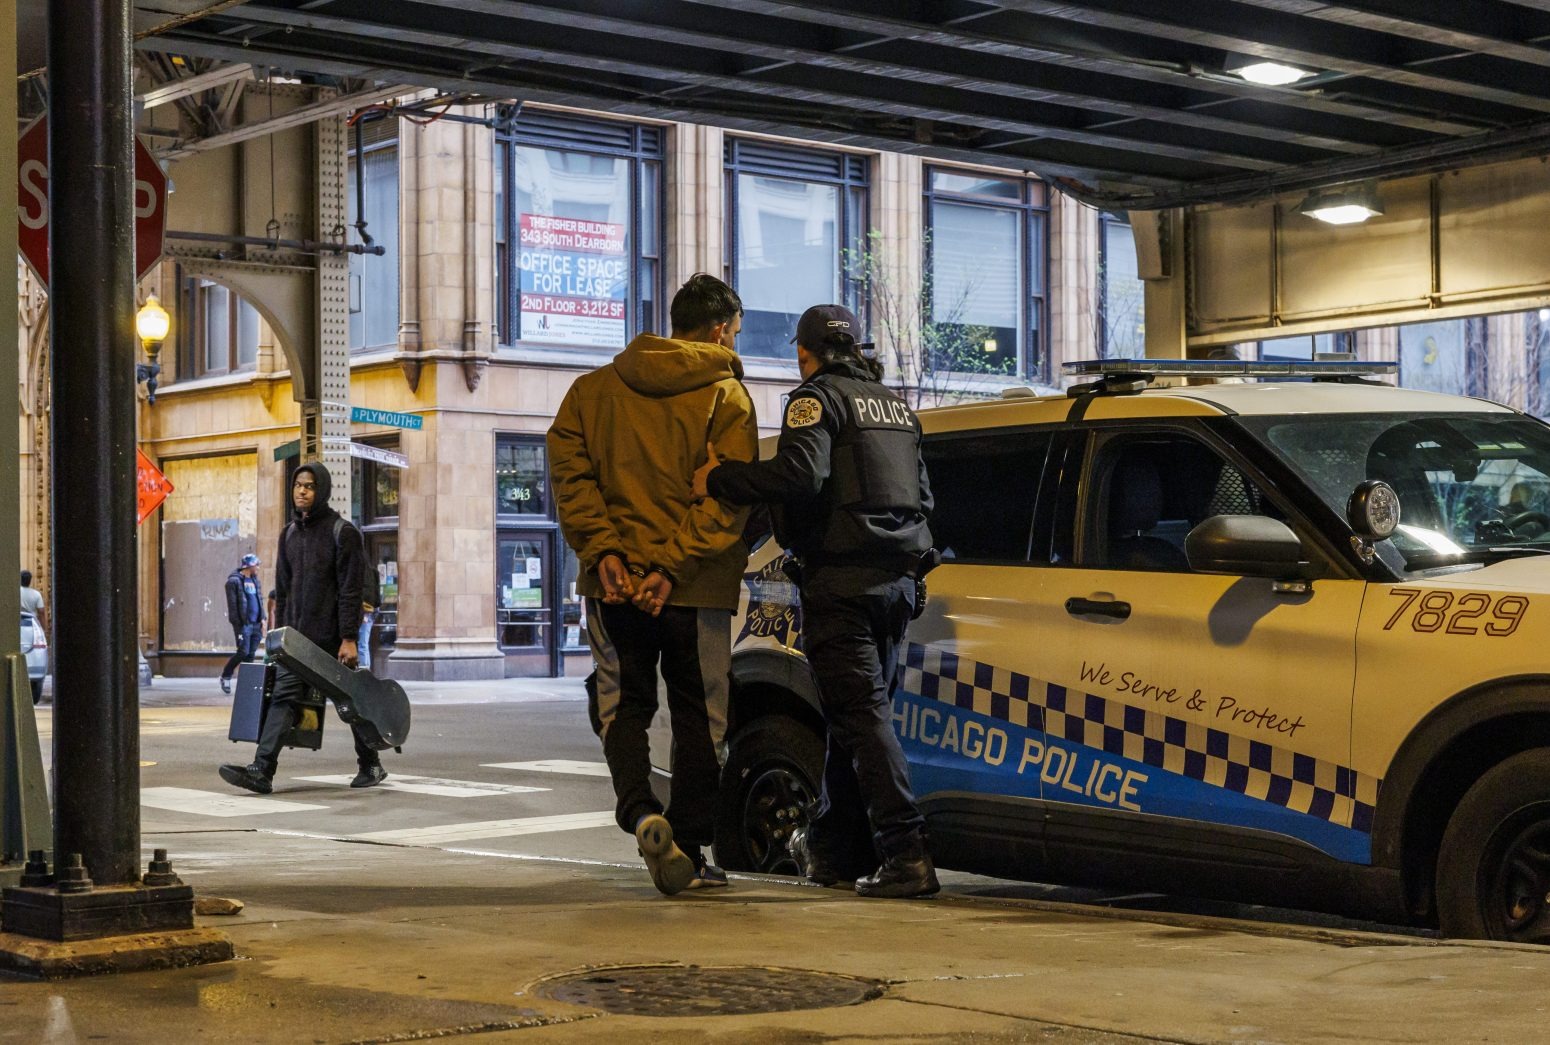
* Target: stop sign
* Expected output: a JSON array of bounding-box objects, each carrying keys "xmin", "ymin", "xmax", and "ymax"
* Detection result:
[{"xmin": 17, "ymin": 116, "xmax": 168, "ymax": 288}]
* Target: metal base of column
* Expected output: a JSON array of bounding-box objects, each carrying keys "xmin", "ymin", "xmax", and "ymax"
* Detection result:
[
  {"xmin": 0, "ymin": 924, "xmax": 233, "ymax": 980},
  {"xmin": 1, "ymin": 882, "xmax": 197, "ymax": 942}
]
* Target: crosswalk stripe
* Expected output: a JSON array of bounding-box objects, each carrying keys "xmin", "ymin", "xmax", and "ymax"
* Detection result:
[
  {"xmin": 482, "ymin": 759, "xmax": 612, "ymax": 778},
  {"xmin": 292, "ymin": 774, "xmax": 550, "ymax": 798},
  {"xmin": 142, "ymin": 786, "xmax": 328, "ymax": 817},
  {"xmin": 354, "ymin": 811, "xmax": 617, "ymax": 845}
]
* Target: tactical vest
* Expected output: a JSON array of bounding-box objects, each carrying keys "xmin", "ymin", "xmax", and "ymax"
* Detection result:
[
  {"xmin": 824, "ymin": 373, "xmax": 923, "ymax": 515},
  {"xmin": 789, "ymin": 371, "xmax": 929, "ymax": 568}
]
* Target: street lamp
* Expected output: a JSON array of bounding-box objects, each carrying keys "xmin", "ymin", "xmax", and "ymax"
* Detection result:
[{"xmin": 135, "ymin": 294, "xmax": 170, "ymax": 403}]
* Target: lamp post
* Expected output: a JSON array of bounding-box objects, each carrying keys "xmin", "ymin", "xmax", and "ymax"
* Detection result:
[{"xmin": 135, "ymin": 294, "xmax": 169, "ymax": 403}]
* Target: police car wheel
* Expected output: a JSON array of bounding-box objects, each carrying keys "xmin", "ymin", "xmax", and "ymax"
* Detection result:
[
  {"xmin": 1436, "ymin": 748, "xmax": 1550, "ymax": 943},
  {"xmin": 713, "ymin": 715, "xmax": 823, "ymax": 875}
]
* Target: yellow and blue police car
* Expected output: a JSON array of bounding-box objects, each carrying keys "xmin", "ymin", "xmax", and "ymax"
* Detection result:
[{"xmin": 709, "ymin": 358, "xmax": 1550, "ymax": 943}]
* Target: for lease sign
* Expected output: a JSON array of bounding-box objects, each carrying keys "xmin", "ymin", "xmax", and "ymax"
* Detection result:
[{"xmin": 519, "ymin": 213, "xmax": 627, "ymax": 349}]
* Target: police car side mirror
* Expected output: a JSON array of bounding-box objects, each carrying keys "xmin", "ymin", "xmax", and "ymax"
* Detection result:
[{"xmin": 1185, "ymin": 515, "xmax": 1307, "ymax": 582}]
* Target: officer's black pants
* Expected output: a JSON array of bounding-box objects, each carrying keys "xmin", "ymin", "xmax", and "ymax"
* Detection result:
[
  {"xmin": 586, "ymin": 600, "xmax": 730, "ymax": 852},
  {"xmin": 221, "ymin": 623, "xmax": 263, "ymax": 681},
  {"xmin": 801, "ymin": 570, "xmax": 927, "ymax": 862},
  {"xmin": 252, "ymin": 663, "xmax": 379, "ymax": 779}
]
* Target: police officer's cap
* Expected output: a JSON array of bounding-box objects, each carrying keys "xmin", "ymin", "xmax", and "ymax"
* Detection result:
[{"xmin": 791, "ymin": 304, "xmax": 862, "ymax": 347}]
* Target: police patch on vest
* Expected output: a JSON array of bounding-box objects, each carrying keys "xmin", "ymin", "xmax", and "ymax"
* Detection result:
[
  {"xmin": 785, "ymin": 396, "xmax": 823, "ymax": 428},
  {"xmin": 850, "ymin": 394, "xmax": 915, "ymax": 430}
]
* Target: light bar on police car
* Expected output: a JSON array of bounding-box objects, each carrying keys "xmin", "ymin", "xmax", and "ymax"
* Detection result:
[{"xmin": 1063, "ymin": 358, "xmax": 1398, "ymax": 378}]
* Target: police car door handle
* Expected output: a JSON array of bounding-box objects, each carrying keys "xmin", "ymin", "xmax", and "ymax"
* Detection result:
[{"xmin": 1065, "ymin": 597, "xmax": 1131, "ymax": 620}]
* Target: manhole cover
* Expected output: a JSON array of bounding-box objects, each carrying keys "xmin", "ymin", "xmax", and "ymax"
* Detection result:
[{"xmin": 533, "ymin": 964, "xmax": 885, "ymax": 1017}]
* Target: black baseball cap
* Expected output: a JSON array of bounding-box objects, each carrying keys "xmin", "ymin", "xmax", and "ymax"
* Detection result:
[{"xmin": 790, "ymin": 304, "xmax": 861, "ymax": 347}]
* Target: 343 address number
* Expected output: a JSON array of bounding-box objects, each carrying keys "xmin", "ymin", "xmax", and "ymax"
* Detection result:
[{"xmin": 1382, "ymin": 588, "xmax": 1529, "ymax": 636}]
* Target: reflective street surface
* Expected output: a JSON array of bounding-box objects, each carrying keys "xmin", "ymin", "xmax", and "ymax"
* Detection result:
[{"xmin": 0, "ymin": 678, "xmax": 1544, "ymax": 1043}]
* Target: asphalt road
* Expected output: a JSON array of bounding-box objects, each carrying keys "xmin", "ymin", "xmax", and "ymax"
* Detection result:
[{"xmin": 22, "ymin": 676, "xmax": 1433, "ymax": 943}]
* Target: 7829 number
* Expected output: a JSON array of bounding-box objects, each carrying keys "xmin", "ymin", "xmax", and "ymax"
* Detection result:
[{"xmin": 1382, "ymin": 588, "xmax": 1529, "ymax": 636}]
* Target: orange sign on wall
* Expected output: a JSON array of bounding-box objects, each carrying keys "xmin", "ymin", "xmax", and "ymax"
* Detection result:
[{"xmin": 136, "ymin": 448, "xmax": 173, "ymax": 525}]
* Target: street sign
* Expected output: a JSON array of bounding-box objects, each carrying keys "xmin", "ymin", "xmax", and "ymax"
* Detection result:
[
  {"xmin": 351, "ymin": 406, "xmax": 423, "ymax": 431},
  {"xmin": 136, "ymin": 449, "xmax": 173, "ymax": 525},
  {"xmin": 273, "ymin": 438, "xmax": 301, "ymax": 463},
  {"xmin": 18, "ymin": 116, "xmax": 168, "ymax": 287},
  {"xmin": 349, "ymin": 442, "xmax": 409, "ymax": 469}
]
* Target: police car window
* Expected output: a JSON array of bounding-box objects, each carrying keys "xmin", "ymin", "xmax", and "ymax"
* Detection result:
[
  {"xmin": 1243, "ymin": 412, "xmax": 1550, "ymax": 571},
  {"xmin": 922, "ymin": 431, "xmax": 1049, "ymax": 563},
  {"xmin": 1089, "ymin": 433, "xmax": 1277, "ymax": 573}
]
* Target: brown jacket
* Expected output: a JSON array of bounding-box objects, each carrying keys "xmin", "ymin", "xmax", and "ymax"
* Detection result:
[{"xmin": 548, "ymin": 333, "xmax": 758, "ymax": 610}]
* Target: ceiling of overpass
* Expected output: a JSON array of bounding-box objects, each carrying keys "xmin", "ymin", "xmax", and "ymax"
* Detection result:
[{"xmin": 29, "ymin": 0, "xmax": 1550, "ymax": 208}]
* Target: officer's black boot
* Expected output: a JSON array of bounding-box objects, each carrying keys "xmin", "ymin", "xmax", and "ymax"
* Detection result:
[
  {"xmin": 788, "ymin": 826, "xmax": 842, "ymax": 886},
  {"xmin": 855, "ymin": 852, "xmax": 940, "ymax": 899}
]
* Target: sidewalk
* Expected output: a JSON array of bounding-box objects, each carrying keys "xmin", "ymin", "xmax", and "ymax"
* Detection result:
[
  {"xmin": 133, "ymin": 674, "xmax": 589, "ymax": 708},
  {"xmin": 1, "ymin": 826, "xmax": 1547, "ymax": 1043}
]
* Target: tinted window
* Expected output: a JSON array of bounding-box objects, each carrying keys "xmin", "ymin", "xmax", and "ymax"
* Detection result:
[
  {"xmin": 1088, "ymin": 432, "xmax": 1276, "ymax": 573},
  {"xmin": 923, "ymin": 431, "xmax": 1050, "ymax": 562}
]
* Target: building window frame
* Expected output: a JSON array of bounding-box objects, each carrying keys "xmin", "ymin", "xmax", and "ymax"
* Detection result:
[
  {"xmin": 347, "ymin": 117, "xmax": 400, "ymax": 353},
  {"xmin": 174, "ymin": 266, "xmax": 261, "ymax": 380},
  {"xmin": 494, "ymin": 108, "xmax": 665, "ymax": 351},
  {"xmin": 1098, "ymin": 212, "xmax": 1146, "ymax": 359},
  {"xmin": 923, "ymin": 165, "xmax": 1049, "ymax": 383},
  {"xmin": 724, "ymin": 137, "xmax": 870, "ymax": 361}
]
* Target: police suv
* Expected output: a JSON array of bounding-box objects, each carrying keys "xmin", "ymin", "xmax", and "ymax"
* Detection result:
[{"xmin": 707, "ymin": 358, "xmax": 1550, "ymax": 943}]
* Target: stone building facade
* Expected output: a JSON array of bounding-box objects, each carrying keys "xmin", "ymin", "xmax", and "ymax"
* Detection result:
[{"xmin": 18, "ymin": 102, "xmax": 1129, "ymax": 680}]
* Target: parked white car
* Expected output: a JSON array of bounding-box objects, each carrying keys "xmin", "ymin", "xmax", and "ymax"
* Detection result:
[{"xmin": 21, "ymin": 611, "xmax": 47, "ymax": 704}]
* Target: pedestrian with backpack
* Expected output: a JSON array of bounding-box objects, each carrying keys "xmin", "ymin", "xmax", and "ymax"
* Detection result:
[
  {"xmin": 218, "ymin": 462, "xmax": 386, "ymax": 793},
  {"xmin": 218, "ymin": 553, "xmax": 265, "ymax": 695}
]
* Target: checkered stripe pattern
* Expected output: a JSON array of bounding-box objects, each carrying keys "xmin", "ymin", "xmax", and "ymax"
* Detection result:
[{"xmin": 900, "ymin": 644, "xmax": 1380, "ymax": 833}]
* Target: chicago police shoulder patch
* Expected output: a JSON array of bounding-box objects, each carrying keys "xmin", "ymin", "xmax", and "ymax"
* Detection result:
[{"xmin": 785, "ymin": 396, "xmax": 823, "ymax": 429}]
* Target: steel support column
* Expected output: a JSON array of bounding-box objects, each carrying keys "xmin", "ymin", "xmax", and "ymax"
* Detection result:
[
  {"xmin": 47, "ymin": 0, "xmax": 140, "ymax": 886},
  {"xmin": 303, "ymin": 112, "xmax": 352, "ymax": 507}
]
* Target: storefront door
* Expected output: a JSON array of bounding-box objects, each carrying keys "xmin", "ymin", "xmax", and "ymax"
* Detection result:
[{"xmin": 498, "ymin": 531, "xmax": 557, "ymax": 676}]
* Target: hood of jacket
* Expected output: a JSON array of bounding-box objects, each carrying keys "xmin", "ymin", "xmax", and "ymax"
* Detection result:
[
  {"xmin": 293, "ymin": 462, "xmax": 336, "ymax": 523},
  {"xmin": 612, "ymin": 333, "xmax": 744, "ymax": 398}
]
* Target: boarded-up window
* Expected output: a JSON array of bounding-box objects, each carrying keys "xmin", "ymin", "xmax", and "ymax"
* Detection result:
[{"xmin": 160, "ymin": 453, "xmax": 259, "ymax": 652}]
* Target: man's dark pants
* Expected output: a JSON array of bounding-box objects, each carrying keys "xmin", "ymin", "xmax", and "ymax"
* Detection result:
[
  {"xmin": 221, "ymin": 622, "xmax": 263, "ymax": 681},
  {"xmin": 800, "ymin": 569, "xmax": 926, "ymax": 864},
  {"xmin": 586, "ymin": 599, "xmax": 730, "ymax": 853},
  {"xmin": 251, "ymin": 663, "xmax": 380, "ymax": 779}
]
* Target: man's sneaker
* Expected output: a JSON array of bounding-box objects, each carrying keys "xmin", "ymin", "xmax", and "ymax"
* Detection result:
[
  {"xmin": 788, "ymin": 826, "xmax": 841, "ymax": 886},
  {"xmin": 855, "ymin": 853, "xmax": 941, "ymax": 899},
  {"xmin": 686, "ymin": 858, "xmax": 729, "ymax": 890},
  {"xmin": 218, "ymin": 763, "xmax": 272, "ymax": 795},
  {"xmin": 351, "ymin": 764, "xmax": 389, "ymax": 788},
  {"xmin": 634, "ymin": 813, "xmax": 695, "ymax": 896},
  {"xmin": 218, "ymin": 676, "xmax": 232, "ymax": 695}
]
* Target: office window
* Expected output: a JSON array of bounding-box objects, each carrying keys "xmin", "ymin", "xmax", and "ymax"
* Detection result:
[
  {"xmin": 924, "ymin": 168, "xmax": 1048, "ymax": 380},
  {"xmin": 726, "ymin": 139, "xmax": 868, "ymax": 361},
  {"xmin": 1099, "ymin": 214, "xmax": 1145, "ymax": 358},
  {"xmin": 496, "ymin": 110, "xmax": 664, "ymax": 349},
  {"xmin": 347, "ymin": 118, "xmax": 400, "ymax": 352},
  {"xmin": 176, "ymin": 272, "xmax": 260, "ymax": 378}
]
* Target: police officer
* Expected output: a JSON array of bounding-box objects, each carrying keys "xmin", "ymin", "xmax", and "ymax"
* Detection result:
[{"xmin": 692, "ymin": 304, "xmax": 937, "ymax": 898}]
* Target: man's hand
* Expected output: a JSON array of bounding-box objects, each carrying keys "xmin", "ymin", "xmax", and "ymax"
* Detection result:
[
  {"xmin": 690, "ymin": 441, "xmax": 720, "ymax": 502},
  {"xmin": 632, "ymin": 572, "xmax": 674, "ymax": 617},
  {"xmin": 597, "ymin": 554, "xmax": 636, "ymax": 604},
  {"xmin": 338, "ymin": 638, "xmax": 360, "ymax": 669}
]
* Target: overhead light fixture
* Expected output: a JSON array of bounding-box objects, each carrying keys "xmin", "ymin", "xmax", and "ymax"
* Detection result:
[
  {"xmin": 1224, "ymin": 54, "xmax": 1314, "ymax": 86},
  {"xmin": 1298, "ymin": 182, "xmax": 1384, "ymax": 225}
]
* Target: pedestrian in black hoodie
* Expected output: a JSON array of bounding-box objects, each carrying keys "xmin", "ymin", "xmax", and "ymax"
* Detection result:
[{"xmin": 218, "ymin": 462, "xmax": 385, "ymax": 793}]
